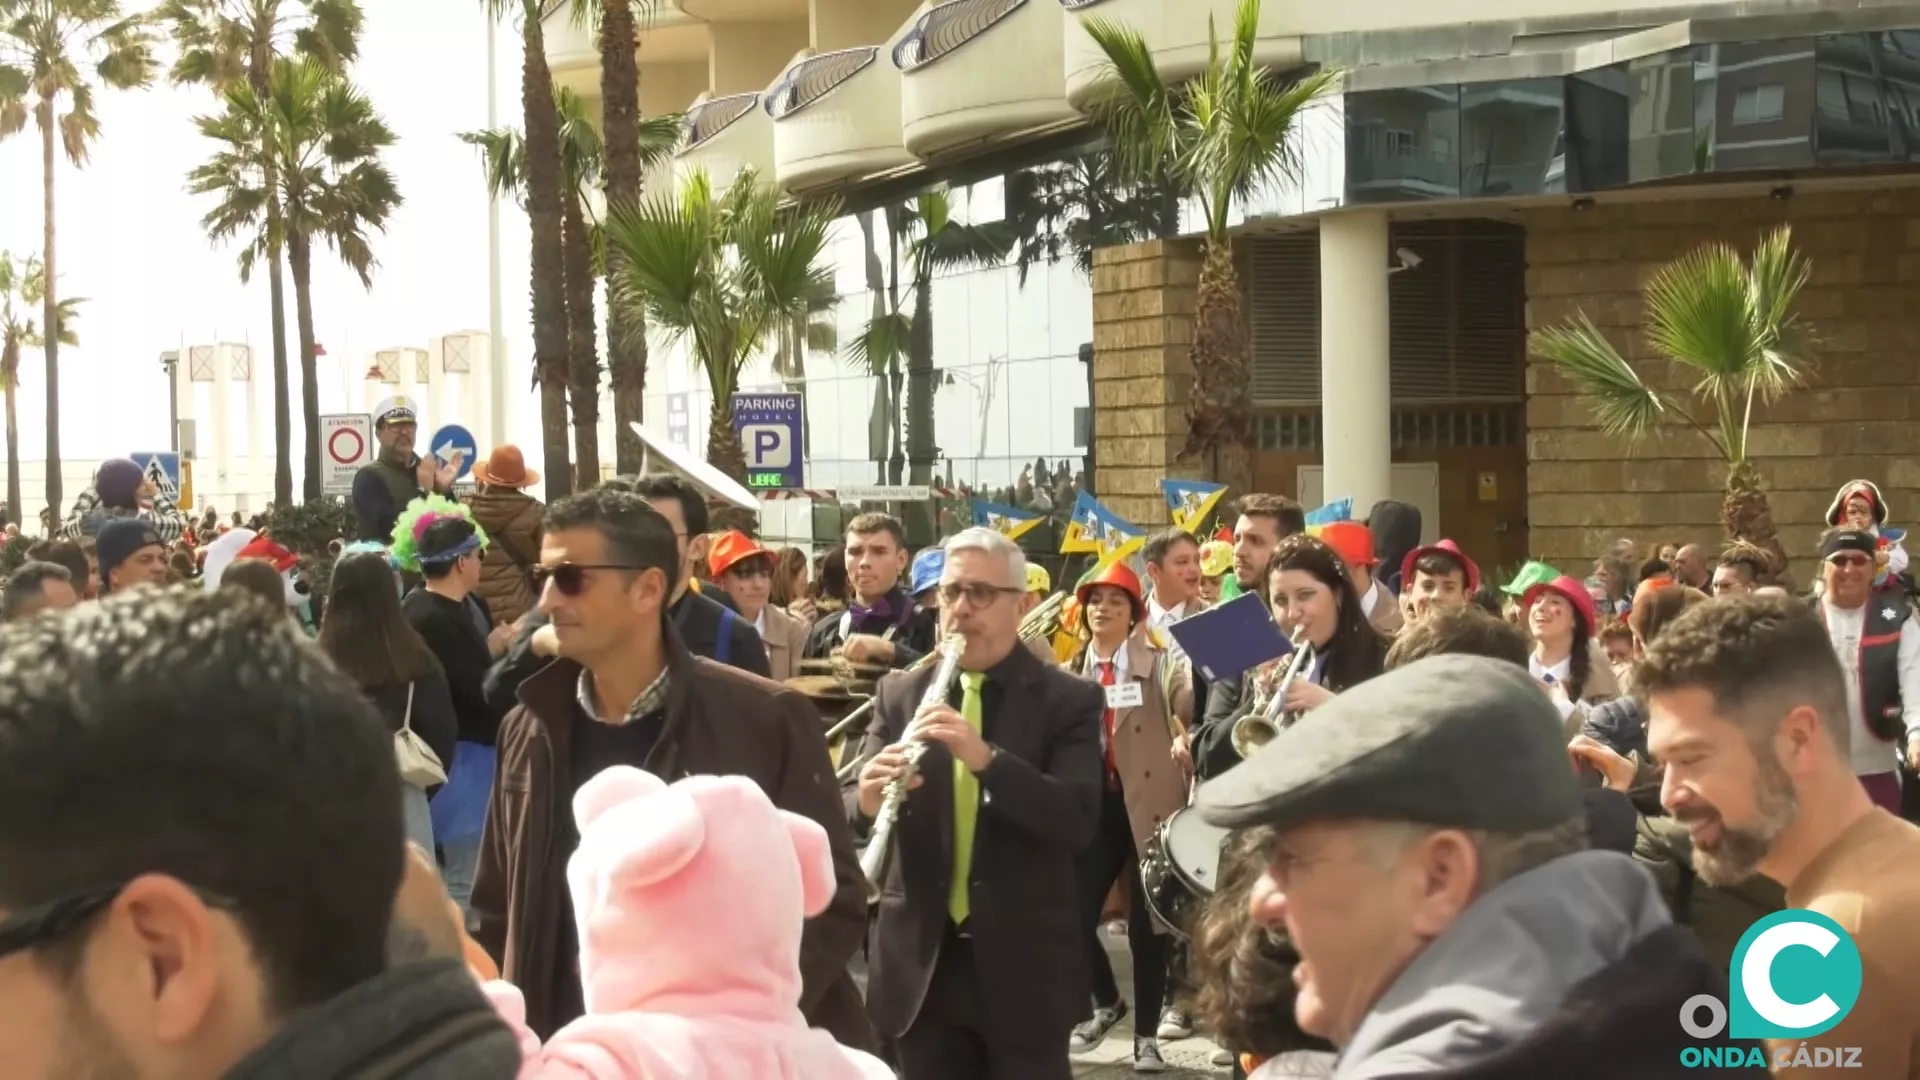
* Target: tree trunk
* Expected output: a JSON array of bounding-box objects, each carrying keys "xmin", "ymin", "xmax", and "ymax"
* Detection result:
[
  {"xmin": 1183, "ymin": 238, "xmax": 1253, "ymax": 481},
  {"xmin": 857, "ymin": 210, "xmax": 888, "ymax": 481},
  {"xmin": 904, "ymin": 273, "xmax": 936, "ymax": 486},
  {"xmin": 601, "ymin": 0, "xmax": 647, "ymax": 476},
  {"xmin": 562, "ymin": 189, "xmax": 601, "ymax": 487},
  {"xmin": 522, "ymin": 10, "xmax": 574, "ymax": 501},
  {"xmin": 38, "ymin": 99, "xmax": 61, "ymax": 521},
  {"xmin": 704, "ymin": 389, "xmax": 746, "ymax": 482},
  {"xmin": 1724, "ymin": 461, "xmax": 1791, "ymax": 587},
  {"xmin": 267, "ymin": 236, "xmax": 295, "ymax": 506},
  {"xmin": 288, "ymin": 229, "xmax": 323, "ymax": 503},
  {"xmin": 3, "ymin": 342, "xmax": 19, "ymax": 528}
]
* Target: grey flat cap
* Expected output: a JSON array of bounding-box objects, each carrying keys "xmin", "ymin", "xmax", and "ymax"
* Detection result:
[{"xmin": 1199, "ymin": 654, "xmax": 1583, "ymax": 833}]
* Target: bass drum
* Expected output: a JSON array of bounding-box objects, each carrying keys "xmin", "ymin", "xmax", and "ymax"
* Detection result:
[{"xmin": 1139, "ymin": 804, "xmax": 1228, "ymax": 938}]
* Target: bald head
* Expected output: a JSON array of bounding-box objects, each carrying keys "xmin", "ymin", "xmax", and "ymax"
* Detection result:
[{"xmin": 1672, "ymin": 544, "xmax": 1709, "ymax": 589}]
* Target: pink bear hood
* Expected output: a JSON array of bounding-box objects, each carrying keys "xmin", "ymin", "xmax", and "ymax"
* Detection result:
[{"xmin": 484, "ymin": 766, "xmax": 892, "ymax": 1080}]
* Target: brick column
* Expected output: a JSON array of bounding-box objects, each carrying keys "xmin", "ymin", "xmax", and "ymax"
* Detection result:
[{"xmin": 1089, "ymin": 239, "xmax": 1206, "ymax": 528}]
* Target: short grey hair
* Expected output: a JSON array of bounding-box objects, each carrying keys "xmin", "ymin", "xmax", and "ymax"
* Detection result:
[{"xmin": 943, "ymin": 527, "xmax": 1027, "ymax": 590}]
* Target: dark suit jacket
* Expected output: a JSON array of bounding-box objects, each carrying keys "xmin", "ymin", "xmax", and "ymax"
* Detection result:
[
  {"xmin": 842, "ymin": 642, "xmax": 1103, "ymax": 1049},
  {"xmin": 472, "ymin": 625, "xmax": 871, "ymax": 1049}
]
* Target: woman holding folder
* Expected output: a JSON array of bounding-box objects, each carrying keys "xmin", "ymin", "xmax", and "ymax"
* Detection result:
[{"xmin": 1063, "ymin": 560, "xmax": 1195, "ymax": 1072}]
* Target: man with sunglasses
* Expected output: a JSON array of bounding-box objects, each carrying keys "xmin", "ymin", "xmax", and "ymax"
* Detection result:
[
  {"xmin": 846, "ymin": 527, "xmax": 1103, "ymax": 1080},
  {"xmin": 472, "ymin": 487, "xmax": 870, "ymax": 1052},
  {"xmin": 0, "ymin": 589, "xmax": 520, "ymax": 1078},
  {"xmin": 803, "ymin": 512, "xmax": 937, "ymax": 670},
  {"xmin": 1813, "ymin": 527, "xmax": 1920, "ymax": 816}
]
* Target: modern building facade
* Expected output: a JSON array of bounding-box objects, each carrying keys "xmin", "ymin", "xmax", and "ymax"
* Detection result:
[{"xmin": 549, "ymin": 0, "xmax": 1920, "ymax": 576}]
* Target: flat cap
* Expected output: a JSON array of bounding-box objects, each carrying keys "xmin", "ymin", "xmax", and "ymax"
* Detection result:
[{"xmin": 1199, "ymin": 654, "xmax": 1583, "ymax": 833}]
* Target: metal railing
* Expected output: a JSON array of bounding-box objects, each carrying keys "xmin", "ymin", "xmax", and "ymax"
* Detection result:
[
  {"xmin": 765, "ymin": 47, "xmax": 880, "ymax": 120},
  {"xmin": 682, "ymin": 92, "xmax": 760, "ymax": 149},
  {"xmin": 893, "ymin": 0, "xmax": 1027, "ymax": 73}
]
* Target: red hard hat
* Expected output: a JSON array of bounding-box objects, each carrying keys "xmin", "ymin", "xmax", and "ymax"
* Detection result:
[{"xmin": 1075, "ymin": 559, "xmax": 1144, "ymax": 623}]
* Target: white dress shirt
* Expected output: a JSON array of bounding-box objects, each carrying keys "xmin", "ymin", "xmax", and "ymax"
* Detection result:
[
  {"xmin": 1822, "ymin": 600, "xmax": 1920, "ymax": 776},
  {"xmin": 1148, "ymin": 595, "xmax": 1190, "ymax": 659}
]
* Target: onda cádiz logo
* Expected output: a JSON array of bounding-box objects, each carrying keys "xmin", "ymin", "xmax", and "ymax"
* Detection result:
[{"xmin": 1679, "ymin": 909, "xmax": 1865, "ymax": 1070}]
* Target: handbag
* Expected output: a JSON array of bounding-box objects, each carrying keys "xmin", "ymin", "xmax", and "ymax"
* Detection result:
[{"xmin": 394, "ymin": 682, "xmax": 447, "ymax": 789}]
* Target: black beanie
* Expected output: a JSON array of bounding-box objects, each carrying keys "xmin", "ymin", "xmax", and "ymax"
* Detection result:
[{"xmin": 96, "ymin": 519, "xmax": 162, "ymax": 590}]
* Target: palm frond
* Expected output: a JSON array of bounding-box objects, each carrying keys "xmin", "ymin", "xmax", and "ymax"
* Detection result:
[
  {"xmin": 848, "ymin": 310, "xmax": 912, "ymax": 378},
  {"xmin": 1641, "ymin": 240, "xmax": 1758, "ymax": 395},
  {"xmin": 1077, "ymin": 14, "xmax": 1178, "ymax": 189},
  {"xmin": 1742, "ymin": 223, "xmax": 1814, "ymax": 397},
  {"xmin": 1530, "ymin": 314, "xmax": 1676, "ymax": 441},
  {"xmin": 634, "ymin": 113, "xmax": 681, "ymax": 170}
]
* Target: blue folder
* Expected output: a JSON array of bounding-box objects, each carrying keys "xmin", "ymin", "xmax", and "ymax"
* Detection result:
[{"xmin": 1166, "ymin": 592, "xmax": 1292, "ymax": 684}]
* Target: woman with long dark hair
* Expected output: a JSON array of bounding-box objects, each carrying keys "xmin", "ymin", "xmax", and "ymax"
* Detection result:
[
  {"xmin": 1522, "ymin": 574, "xmax": 1619, "ymax": 735},
  {"xmin": 1257, "ymin": 534, "xmax": 1387, "ymax": 716},
  {"xmin": 319, "ymin": 549, "xmax": 458, "ymax": 853}
]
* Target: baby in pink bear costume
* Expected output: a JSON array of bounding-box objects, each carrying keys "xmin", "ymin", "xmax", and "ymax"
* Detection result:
[{"xmin": 484, "ymin": 766, "xmax": 893, "ymax": 1080}]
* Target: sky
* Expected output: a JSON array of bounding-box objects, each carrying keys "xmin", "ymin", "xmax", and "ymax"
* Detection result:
[{"xmin": 0, "ymin": 0, "xmax": 539, "ymax": 478}]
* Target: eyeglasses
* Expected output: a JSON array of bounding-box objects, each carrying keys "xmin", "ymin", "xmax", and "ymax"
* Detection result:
[
  {"xmin": 0, "ymin": 884, "xmax": 236, "ymax": 962},
  {"xmin": 937, "ymin": 581, "xmax": 1022, "ymax": 607},
  {"xmin": 1827, "ymin": 553, "xmax": 1872, "ymax": 569},
  {"xmin": 531, "ymin": 563, "xmax": 645, "ymax": 597}
]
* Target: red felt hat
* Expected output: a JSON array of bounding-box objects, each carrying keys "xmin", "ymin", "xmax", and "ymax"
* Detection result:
[
  {"xmin": 1399, "ymin": 538, "xmax": 1481, "ymax": 594},
  {"xmin": 235, "ymin": 536, "xmax": 298, "ymax": 575},
  {"xmin": 1523, "ymin": 574, "xmax": 1599, "ymax": 634},
  {"xmin": 1075, "ymin": 559, "xmax": 1145, "ymax": 623}
]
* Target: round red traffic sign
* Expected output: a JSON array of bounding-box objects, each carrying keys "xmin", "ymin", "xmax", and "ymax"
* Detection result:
[{"xmin": 327, "ymin": 425, "xmax": 366, "ymax": 465}]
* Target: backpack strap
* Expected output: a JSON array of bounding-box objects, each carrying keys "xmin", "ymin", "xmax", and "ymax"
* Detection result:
[{"xmin": 715, "ymin": 605, "xmax": 737, "ymax": 667}]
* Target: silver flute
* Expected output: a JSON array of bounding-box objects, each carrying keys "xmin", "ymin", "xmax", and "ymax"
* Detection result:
[{"xmin": 859, "ymin": 632, "xmax": 967, "ymax": 903}]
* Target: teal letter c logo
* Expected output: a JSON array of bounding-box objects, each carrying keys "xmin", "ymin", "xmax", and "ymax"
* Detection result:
[{"xmin": 1729, "ymin": 910, "xmax": 1863, "ymax": 1040}]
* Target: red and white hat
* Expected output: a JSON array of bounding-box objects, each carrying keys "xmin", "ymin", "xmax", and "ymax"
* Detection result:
[
  {"xmin": 235, "ymin": 536, "xmax": 299, "ymax": 575},
  {"xmin": 1826, "ymin": 480, "xmax": 1886, "ymax": 527}
]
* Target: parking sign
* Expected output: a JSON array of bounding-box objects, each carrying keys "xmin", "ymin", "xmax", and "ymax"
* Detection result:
[{"xmin": 730, "ymin": 392, "xmax": 803, "ymax": 491}]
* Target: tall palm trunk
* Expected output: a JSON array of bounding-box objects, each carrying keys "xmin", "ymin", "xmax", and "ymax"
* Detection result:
[
  {"xmin": 1191, "ymin": 238, "xmax": 1252, "ymax": 493},
  {"xmin": 561, "ymin": 190, "xmax": 601, "ymax": 487},
  {"xmin": 3, "ymin": 343, "xmax": 19, "ymax": 528},
  {"xmin": 857, "ymin": 210, "xmax": 889, "ymax": 484},
  {"xmin": 1724, "ymin": 460, "xmax": 1790, "ymax": 586},
  {"xmin": 521, "ymin": 5, "xmax": 573, "ymax": 500},
  {"xmin": 904, "ymin": 271, "xmax": 935, "ymax": 486},
  {"xmin": 287, "ymin": 229, "xmax": 322, "ymax": 503},
  {"xmin": 253, "ymin": 46, "xmax": 295, "ymax": 507},
  {"xmin": 600, "ymin": 0, "xmax": 646, "ymax": 475},
  {"xmin": 38, "ymin": 98, "xmax": 61, "ymax": 521},
  {"xmin": 883, "ymin": 207, "xmax": 904, "ymax": 485}
]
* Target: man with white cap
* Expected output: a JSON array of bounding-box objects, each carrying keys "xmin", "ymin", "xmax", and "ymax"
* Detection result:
[
  {"xmin": 1198, "ymin": 655, "xmax": 1758, "ymax": 1077},
  {"xmin": 353, "ymin": 395, "xmax": 461, "ymax": 540}
]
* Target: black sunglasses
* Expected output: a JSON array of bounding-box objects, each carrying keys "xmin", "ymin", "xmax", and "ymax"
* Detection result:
[
  {"xmin": 937, "ymin": 581, "xmax": 1022, "ymax": 607},
  {"xmin": 0, "ymin": 884, "xmax": 240, "ymax": 963},
  {"xmin": 531, "ymin": 563, "xmax": 646, "ymax": 597}
]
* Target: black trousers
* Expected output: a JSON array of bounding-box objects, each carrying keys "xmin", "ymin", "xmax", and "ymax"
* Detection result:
[
  {"xmin": 1074, "ymin": 784, "xmax": 1167, "ymax": 1038},
  {"xmin": 896, "ymin": 933, "xmax": 1073, "ymax": 1080}
]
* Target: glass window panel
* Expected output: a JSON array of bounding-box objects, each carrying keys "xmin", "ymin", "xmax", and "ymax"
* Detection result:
[
  {"xmin": 1046, "ymin": 260, "xmax": 1094, "ymax": 358},
  {"xmin": 1459, "ymin": 79, "xmax": 1565, "ymax": 197},
  {"xmin": 1005, "ymin": 255, "xmax": 1053, "ymax": 362},
  {"xmin": 964, "ymin": 268, "xmax": 1010, "ymax": 367},
  {"xmin": 1345, "ymin": 86, "xmax": 1462, "ymax": 203}
]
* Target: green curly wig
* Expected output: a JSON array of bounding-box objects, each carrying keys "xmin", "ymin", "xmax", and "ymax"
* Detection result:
[{"xmin": 389, "ymin": 495, "xmax": 491, "ymax": 574}]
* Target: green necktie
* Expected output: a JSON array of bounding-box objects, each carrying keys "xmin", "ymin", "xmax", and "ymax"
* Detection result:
[{"xmin": 949, "ymin": 671, "xmax": 986, "ymax": 925}]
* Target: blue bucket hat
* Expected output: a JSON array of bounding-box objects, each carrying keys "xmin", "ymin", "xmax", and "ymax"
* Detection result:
[{"xmin": 910, "ymin": 547, "xmax": 945, "ymax": 597}]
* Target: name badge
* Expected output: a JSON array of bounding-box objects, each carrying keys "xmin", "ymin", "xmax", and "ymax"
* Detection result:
[{"xmin": 1105, "ymin": 682, "xmax": 1144, "ymax": 709}]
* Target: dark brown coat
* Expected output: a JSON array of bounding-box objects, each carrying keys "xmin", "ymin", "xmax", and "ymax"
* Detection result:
[
  {"xmin": 843, "ymin": 642, "xmax": 1103, "ymax": 1049},
  {"xmin": 470, "ymin": 629, "xmax": 873, "ymax": 1050},
  {"xmin": 467, "ymin": 487, "xmax": 544, "ymax": 627}
]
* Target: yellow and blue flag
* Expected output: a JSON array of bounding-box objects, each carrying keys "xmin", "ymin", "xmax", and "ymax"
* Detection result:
[
  {"xmin": 1161, "ymin": 479, "xmax": 1228, "ymax": 535},
  {"xmin": 1304, "ymin": 498, "xmax": 1353, "ymax": 537},
  {"xmin": 1062, "ymin": 491, "xmax": 1146, "ymax": 564},
  {"xmin": 970, "ymin": 499, "xmax": 1046, "ymax": 543}
]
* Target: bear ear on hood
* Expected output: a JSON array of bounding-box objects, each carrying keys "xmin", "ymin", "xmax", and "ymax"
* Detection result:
[
  {"xmin": 782, "ymin": 812, "xmax": 836, "ymax": 918},
  {"xmin": 575, "ymin": 767, "xmax": 706, "ymax": 892},
  {"xmin": 573, "ymin": 765, "xmax": 667, "ymax": 832}
]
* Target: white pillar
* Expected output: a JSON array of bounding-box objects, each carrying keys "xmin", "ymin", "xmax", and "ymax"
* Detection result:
[{"xmin": 1319, "ymin": 211, "xmax": 1392, "ymax": 515}]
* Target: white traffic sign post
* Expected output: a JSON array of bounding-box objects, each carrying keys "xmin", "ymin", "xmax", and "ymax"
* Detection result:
[{"xmin": 321, "ymin": 414, "xmax": 373, "ymax": 497}]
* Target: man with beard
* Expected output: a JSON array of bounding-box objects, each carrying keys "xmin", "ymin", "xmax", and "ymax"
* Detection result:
[
  {"xmin": 1641, "ymin": 594, "xmax": 1920, "ymax": 1079},
  {"xmin": 353, "ymin": 396, "xmax": 461, "ymax": 541},
  {"xmin": 1190, "ymin": 494, "xmax": 1304, "ymax": 780}
]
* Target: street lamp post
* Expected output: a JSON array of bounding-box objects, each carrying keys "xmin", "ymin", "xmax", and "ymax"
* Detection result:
[{"xmin": 161, "ymin": 350, "xmax": 180, "ymax": 453}]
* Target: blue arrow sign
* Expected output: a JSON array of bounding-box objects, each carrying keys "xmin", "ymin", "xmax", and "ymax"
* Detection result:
[{"xmin": 429, "ymin": 424, "xmax": 478, "ymax": 482}]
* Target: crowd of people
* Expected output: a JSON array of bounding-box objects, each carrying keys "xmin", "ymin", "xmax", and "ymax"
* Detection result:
[{"xmin": 3, "ymin": 431, "xmax": 1919, "ymax": 1080}]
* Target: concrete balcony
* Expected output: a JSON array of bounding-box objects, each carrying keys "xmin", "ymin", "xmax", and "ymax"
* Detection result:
[
  {"xmin": 1061, "ymin": 0, "xmax": 1302, "ymax": 112},
  {"xmin": 674, "ymin": 90, "xmax": 775, "ymax": 195},
  {"xmin": 897, "ymin": 0, "xmax": 1079, "ymax": 160},
  {"xmin": 768, "ymin": 44, "xmax": 916, "ymax": 194}
]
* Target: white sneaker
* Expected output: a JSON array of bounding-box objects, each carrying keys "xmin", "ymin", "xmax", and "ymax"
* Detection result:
[
  {"xmin": 1211, "ymin": 1046, "xmax": 1235, "ymax": 1066},
  {"xmin": 1133, "ymin": 1037, "xmax": 1167, "ymax": 1073},
  {"xmin": 1156, "ymin": 1006, "xmax": 1193, "ymax": 1040},
  {"xmin": 1068, "ymin": 1001, "xmax": 1127, "ymax": 1053}
]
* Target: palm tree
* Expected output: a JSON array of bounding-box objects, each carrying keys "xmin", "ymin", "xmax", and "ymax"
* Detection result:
[
  {"xmin": 1531, "ymin": 225, "xmax": 1811, "ymax": 579},
  {"xmin": 1080, "ymin": 0, "xmax": 1335, "ymax": 490},
  {"xmin": 0, "ymin": 253, "xmax": 80, "ymax": 525},
  {"xmin": 461, "ymin": 96, "xmax": 678, "ymax": 488},
  {"xmin": 1005, "ymin": 150, "xmax": 1182, "ymax": 284},
  {"xmin": 590, "ymin": 0, "xmax": 656, "ymax": 475},
  {"xmin": 191, "ymin": 57, "xmax": 400, "ymax": 501},
  {"xmin": 604, "ymin": 167, "xmax": 838, "ymax": 481},
  {"xmin": 0, "ymin": 0, "xmax": 158, "ymax": 519},
  {"xmin": 475, "ymin": 0, "xmax": 572, "ymax": 500},
  {"xmin": 157, "ymin": 0, "xmax": 364, "ymax": 508},
  {"xmin": 849, "ymin": 188, "xmax": 1011, "ymax": 487}
]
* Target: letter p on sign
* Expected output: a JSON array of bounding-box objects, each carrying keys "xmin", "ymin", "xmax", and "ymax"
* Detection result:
[{"xmin": 741, "ymin": 424, "xmax": 792, "ymax": 469}]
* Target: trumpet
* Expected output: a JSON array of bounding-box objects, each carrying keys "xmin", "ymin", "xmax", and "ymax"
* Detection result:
[
  {"xmin": 858, "ymin": 632, "xmax": 967, "ymax": 903},
  {"xmin": 1231, "ymin": 625, "xmax": 1315, "ymax": 759}
]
